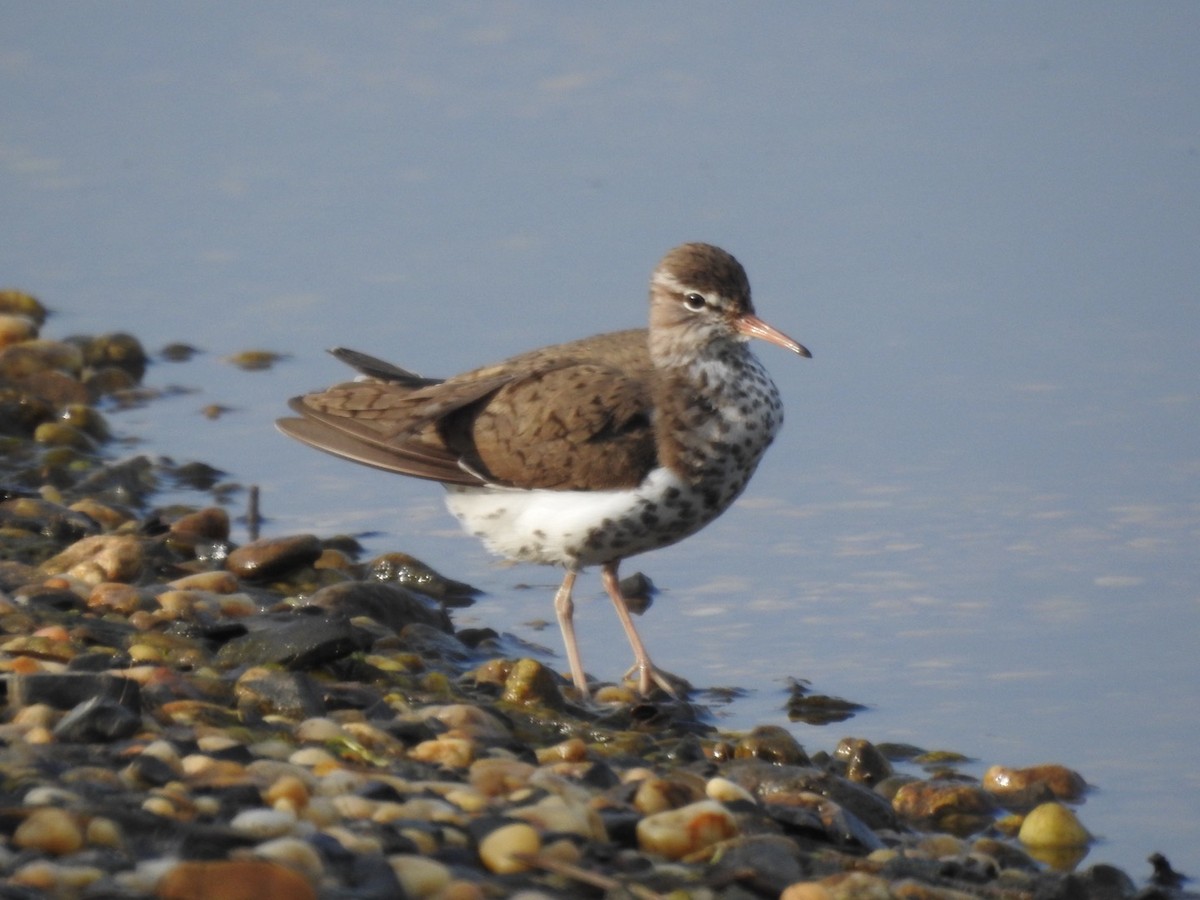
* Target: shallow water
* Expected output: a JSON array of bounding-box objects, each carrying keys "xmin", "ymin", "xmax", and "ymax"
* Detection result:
[{"xmin": 4, "ymin": 4, "xmax": 1198, "ymax": 879}]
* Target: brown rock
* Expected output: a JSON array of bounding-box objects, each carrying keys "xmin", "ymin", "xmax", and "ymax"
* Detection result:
[
  {"xmin": 732, "ymin": 725, "xmax": 810, "ymax": 766},
  {"xmin": 155, "ymin": 859, "xmax": 316, "ymax": 900},
  {"xmin": 892, "ymin": 781, "xmax": 996, "ymax": 836},
  {"xmin": 13, "ymin": 807, "xmax": 84, "ymax": 856},
  {"xmin": 226, "ymin": 534, "xmax": 322, "ymax": 581},
  {"xmin": 40, "ymin": 535, "xmax": 144, "ymax": 584},
  {"xmin": 0, "ymin": 339, "xmax": 83, "ymax": 379},
  {"xmin": 636, "ymin": 799, "xmax": 738, "ymax": 859},
  {"xmin": 169, "ymin": 506, "xmax": 231, "ymax": 542},
  {"xmin": 834, "ymin": 737, "xmax": 893, "ymax": 786},
  {"xmin": 0, "ymin": 313, "xmax": 38, "ymax": 348},
  {"xmin": 983, "ymin": 764, "xmax": 1087, "ymax": 807},
  {"xmin": 0, "ymin": 289, "xmax": 47, "ymax": 324}
]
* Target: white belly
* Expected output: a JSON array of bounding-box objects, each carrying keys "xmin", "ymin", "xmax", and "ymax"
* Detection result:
[{"xmin": 444, "ymin": 467, "xmax": 716, "ymax": 568}]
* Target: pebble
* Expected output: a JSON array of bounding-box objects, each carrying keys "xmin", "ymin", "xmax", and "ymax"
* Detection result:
[
  {"xmin": 632, "ymin": 773, "xmax": 705, "ymax": 815},
  {"xmin": 40, "ymin": 533, "xmax": 144, "ymax": 584},
  {"xmin": 833, "ymin": 736, "xmax": 894, "ymax": 785},
  {"xmin": 13, "ymin": 807, "xmax": 84, "ymax": 855},
  {"xmin": 892, "ymin": 780, "xmax": 996, "ymax": 833},
  {"xmin": 229, "ymin": 807, "xmax": 298, "ymax": 840},
  {"xmin": 225, "ymin": 533, "xmax": 323, "ymax": 580},
  {"xmin": 389, "ymin": 854, "xmax": 452, "ymax": 897},
  {"xmin": 0, "ymin": 288, "xmax": 46, "ymax": 323},
  {"xmin": 1018, "ymin": 800, "xmax": 1091, "ymax": 848},
  {"xmin": 732, "ymin": 723, "xmax": 811, "ymax": 765},
  {"xmin": 983, "ymin": 762, "xmax": 1088, "ymax": 805},
  {"xmin": 0, "ymin": 339, "xmax": 83, "ymax": 379},
  {"xmin": 0, "ymin": 313, "xmax": 38, "ymax": 348},
  {"xmin": 636, "ymin": 799, "xmax": 738, "ymax": 859},
  {"xmin": 706, "ymin": 775, "xmax": 757, "ymax": 805},
  {"xmin": 155, "ymin": 859, "xmax": 316, "ymax": 900},
  {"xmin": 252, "ymin": 836, "xmax": 323, "ymax": 879},
  {"xmin": 478, "ymin": 821, "xmax": 541, "ymax": 874}
]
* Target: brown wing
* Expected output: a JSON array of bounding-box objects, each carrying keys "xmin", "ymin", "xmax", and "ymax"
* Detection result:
[
  {"xmin": 277, "ymin": 372, "xmax": 514, "ymax": 487},
  {"xmin": 455, "ymin": 362, "xmax": 656, "ymax": 490},
  {"xmin": 277, "ymin": 334, "xmax": 658, "ymax": 490}
]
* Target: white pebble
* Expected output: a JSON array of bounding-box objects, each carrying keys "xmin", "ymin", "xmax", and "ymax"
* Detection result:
[
  {"xmin": 706, "ymin": 776, "xmax": 756, "ymax": 805},
  {"xmin": 229, "ymin": 807, "xmax": 297, "ymax": 839},
  {"xmin": 253, "ymin": 836, "xmax": 324, "ymax": 880}
]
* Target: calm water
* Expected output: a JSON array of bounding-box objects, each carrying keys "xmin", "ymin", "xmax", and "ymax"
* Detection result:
[{"xmin": 4, "ymin": 4, "xmax": 1198, "ymax": 880}]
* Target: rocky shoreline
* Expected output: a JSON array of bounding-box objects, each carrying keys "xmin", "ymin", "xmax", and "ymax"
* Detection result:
[{"xmin": 0, "ymin": 290, "xmax": 1190, "ymax": 899}]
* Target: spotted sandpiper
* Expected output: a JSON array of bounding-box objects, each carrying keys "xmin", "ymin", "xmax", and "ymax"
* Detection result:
[{"xmin": 277, "ymin": 243, "xmax": 810, "ymax": 697}]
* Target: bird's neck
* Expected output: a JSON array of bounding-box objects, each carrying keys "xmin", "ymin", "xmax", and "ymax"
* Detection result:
[{"xmin": 651, "ymin": 342, "xmax": 781, "ymax": 487}]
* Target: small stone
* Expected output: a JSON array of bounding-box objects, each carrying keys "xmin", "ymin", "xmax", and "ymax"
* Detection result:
[
  {"xmin": 224, "ymin": 349, "xmax": 288, "ymax": 371},
  {"xmin": 265, "ymin": 774, "xmax": 311, "ymax": 814},
  {"xmin": 0, "ymin": 311, "xmax": 39, "ymax": 360},
  {"xmin": 226, "ymin": 534, "xmax": 322, "ymax": 581},
  {"xmin": 34, "ymin": 421, "xmax": 95, "ymax": 450},
  {"xmin": 732, "ymin": 725, "xmax": 810, "ymax": 766},
  {"xmin": 87, "ymin": 582, "xmax": 147, "ymax": 614},
  {"xmin": 834, "ymin": 737, "xmax": 894, "ymax": 786},
  {"xmin": 169, "ymin": 507, "xmax": 231, "ymax": 542},
  {"xmin": 0, "ymin": 288, "xmax": 47, "ymax": 324},
  {"xmin": 712, "ymin": 834, "xmax": 806, "ymax": 895},
  {"xmin": 69, "ymin": 497, "xmax": 128, "ymax": 529},
  {"xmin": 84, "ymin": 365, "xmax": 138, "ymax": 396},
  {"xmin": 478, "ymin": 822, "xmax": 541, "ymax": 874},
  {"xmin": 368, "ymin": 551, "xmax": 480, "ymax": 603},
  {"xmin": 706, "ymin": 776, "xmax": 757, "ymax": 805},
  {"xmin": 9, "ymin": 672, "xmax": 141, "ymax": 713},
  {"xmin": 983, "ymin": 764, "xmax": 1087, "ymax": 807},
  {"xmin": 410, "ymin": 735, "xmax": 476, "ymax": 769},
  {"xmin": 780, "ymin": 884, "xmax": 834, "ymax": 900},
  {"xmin": 509, "ymin": 793, "xmax": 604, "ymax": 839},
  {"xmin": 469, "ymin": 757, "xmax": 537, "ymax": 797},
  {"xmin": 9, "ymin": 860, "xmax": 61, "ymax": 892},
  {"xmin": 0, "ymin": 339, "xmax": 83, "ymax": 379},
  {"xmin": 500, "ymin": 657, "xmax": 564, "ymax": 707},
  {"xmin": 40, "ymin": 534, "xmax": 144, "ymax": 584},
  {"xmin": 822, "ymin": 871, "xmax": 892, "ymax": 898},
  {"xmin": 86, "ymin": 816, "xmax": 124, "ymax": 848},
  {"xmin": 306, "ymin": 579, "xmax": 452, "ymax": 633},
  {"xmin": 0, "ymin": 313, "xmax": 38, "ymax": 348},
  {"xmin": 424, "ymin": 703, "xmax": 513, "ymax": 741},
  {"xmin": 389, "ymin": 854, "xmax": 451, "ymax": 897},
  {"xmin": 13, "ymin": 807, "xmax": 84, "ymax": 856},
  {"xmin": 235, "ymin": 667, "xmax": 325, "ymax": 720},
  {"xmin": 295, "ymin": 716, "xmax": 346, "ymax": 743},
  {"xmin": 892, "ymin": 780, "xmax": 996, "ymax": 835},
  {"xmin": 160, "ymin": 342, "xmax": 199, "ymax": 361},
  {"xmin": 636, "ymin": 799, "xmax": 738, "ymax": 859},
  {"xmin": 252, "ymin": 836, "xmax": 324, "ymax": 880},
  {"xmin": 534, "ymin": 736, "xmax": 588, "ymax": 764},
  {"xmin": 214, "ymin": 613, "xmax": 361, "ymax": 669},
  {"xmin": 633, "ymin": 774, "xmax": 705, "ymax": 815},
  {"xmin": 81, "ymin": 332, "xmax": 148, "ymax": 379},
  {"xmin": 155, "ymin": 859, "xmax": 316, "ymax": 900},
  {"xmin": 58, "ymin": 403, "xmax": 111, "ymax": 440},
  {"xmin": 229, "ymin": 807, "xmax": 297, "ymax": 840},
  {"xmin": 1018, "ymin": 801, "xmax": 1091, "ymax": 848}
]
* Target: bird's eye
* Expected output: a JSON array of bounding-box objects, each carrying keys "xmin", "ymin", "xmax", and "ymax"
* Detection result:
[{"xmin": 682, "ymin": 292, "xmax": 707, "ymax": 311}]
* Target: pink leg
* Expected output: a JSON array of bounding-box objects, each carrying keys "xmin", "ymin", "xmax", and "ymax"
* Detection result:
[
  {"xmin": 553, "ymin": 569, "xmax": 590, "ymax": 697},
  {"xmin": 601, "ymin": 562, "xmax": 681, "ymax": 697}
]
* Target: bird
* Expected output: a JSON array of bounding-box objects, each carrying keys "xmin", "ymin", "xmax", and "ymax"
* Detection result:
[{"xmin": 277, "ymin": 242, "xmax": 810, "ymax": 698}]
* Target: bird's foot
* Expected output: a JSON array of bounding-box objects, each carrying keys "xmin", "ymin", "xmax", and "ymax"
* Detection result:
[{"xmin": 623, "ymin": 661, "xmax": 690, "ymax": 699}]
